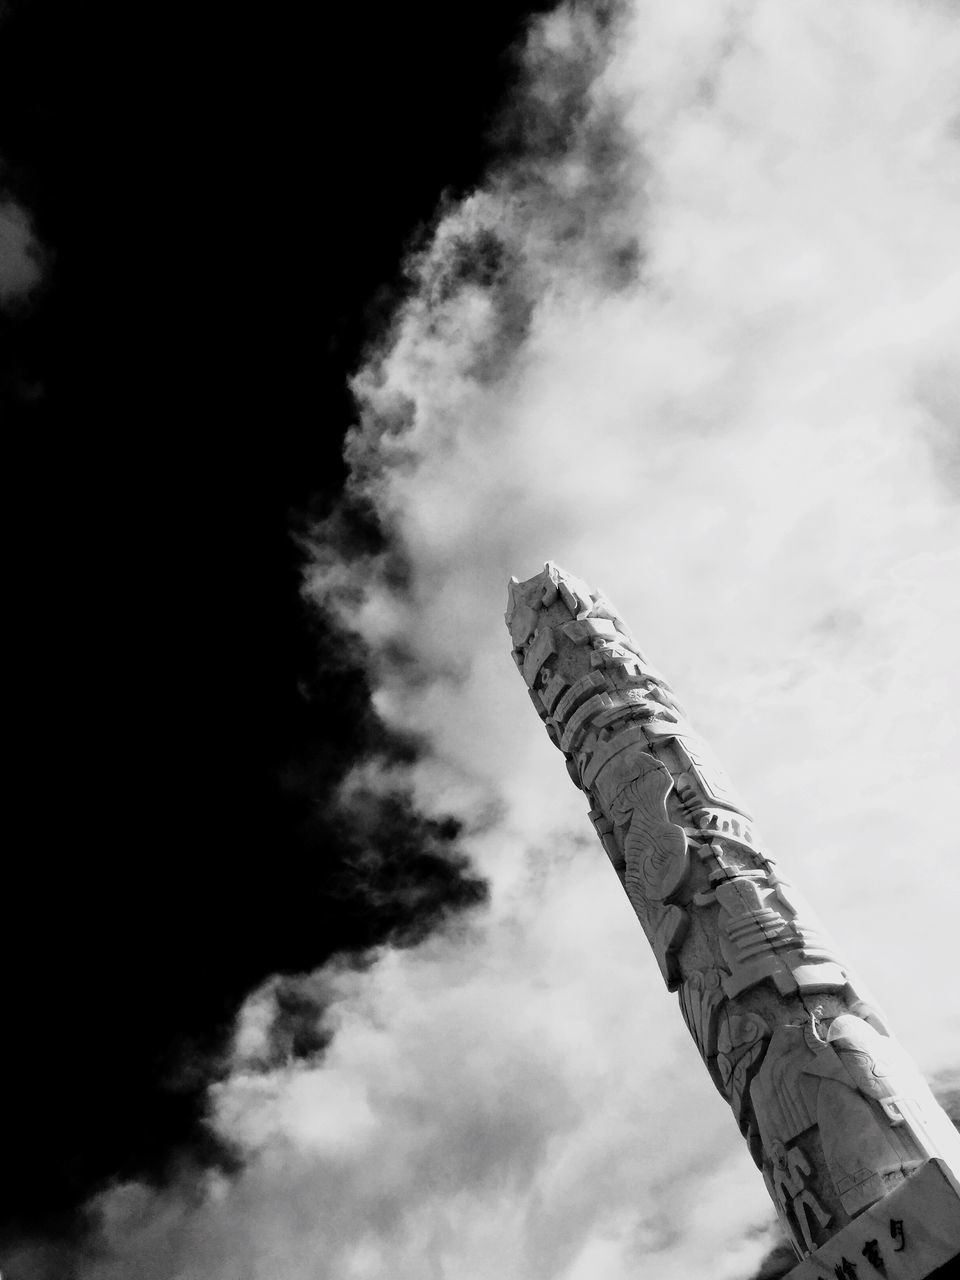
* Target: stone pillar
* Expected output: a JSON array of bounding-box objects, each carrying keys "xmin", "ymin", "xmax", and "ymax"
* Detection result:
[{"xmin": 506, "ymin": 562, "xmax": 960, "ymax": 1277}]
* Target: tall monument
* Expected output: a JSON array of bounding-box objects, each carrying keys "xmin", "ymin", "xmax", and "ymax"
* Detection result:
[{"xmin": 506, "ymin": 563, "xmax": 960, "ymax": 1278}]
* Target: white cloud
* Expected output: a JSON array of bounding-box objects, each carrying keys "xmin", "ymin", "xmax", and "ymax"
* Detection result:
[{"xmin": 74, "ymin": 1, "xmax": 960, "ymax": 1276}]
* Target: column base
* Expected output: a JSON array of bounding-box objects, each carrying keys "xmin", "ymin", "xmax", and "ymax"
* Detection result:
[{"xmin": 785, "ymin": 1159, "xmax": 960, "ymax": 1279}]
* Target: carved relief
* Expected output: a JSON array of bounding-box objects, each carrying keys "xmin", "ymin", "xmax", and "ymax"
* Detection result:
[
  {"xmin": 587, "ymin": 804, "xmax": 624, "ymax": 874},
  {"xmin": 750, "ymin": 1018, "xmax": 946, "ymax": 1220},
  {"xmin": 648, "ymin": 905, "xmax": 689, "ymax": 990},
  {"xmin": 814, "ymin": 1072, "xmax": 908, "ymax": 1216},
  {"xmin": 716, "ymin": 1009, "xmax": 771, "ymax": 1159},
  {"xmin": 598, "ymin": 755, "xmax": 692, "ymax": 991},
  {"xmin": 678, "ymin": 969, "xmax": 724, "ymax": 1084},
  {"xmin": 610, "ymin": 755, "xmax": 690, "ymax": 904},
  {"xmin": 751, "ymin": 1025, "xmax": 820, "ymax": 1153},
  {"xmin": 506, "ymin": 562, "xmax": 593, "ymax": 646},
  {"xmin": 522, "ymin": 626, "xmax": 558, "ymax": 687},
  {"xmin": 580, "ymin": 727, "xmax": 650, "ymax": 794},
  {"xmin": 677, "ymin": 968, "xmax": 770, "ymax": 1158},
  {"xmin": 671, "ymin": 732, "xmax": 750, "ymax": 816},
  {"xmin": 821, "ymin": 1015, "xmax": 960, "ymax": 1201},
  {"xmin": 769, "ymin": 1139, "xmax": 832, "ymax": 1256},
  {"xmin": 707, "ymin": 875, "xmax": 848, "ymax": 999},
  {"xmin": 506, "ymin": 562, "xmax": 960, "ymax": 1255}
]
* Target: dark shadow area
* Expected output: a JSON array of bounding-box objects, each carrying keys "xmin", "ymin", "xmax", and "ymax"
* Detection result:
[{"xmin": 0, "ymin": 0, "xmax": 555, "ymax": 1251}]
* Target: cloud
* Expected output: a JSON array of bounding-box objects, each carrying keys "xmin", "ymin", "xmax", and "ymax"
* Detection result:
[
  {"xmin": 72, "ymin": 858, "xmax": 776, "ymax": 1280},
  {"xmin": 33, "ymin": 0, "xmax": 960, "ymax": 1276},
  {"xmin": 0, "ymin": 194, "xmax": 41, "ymax": 304}
]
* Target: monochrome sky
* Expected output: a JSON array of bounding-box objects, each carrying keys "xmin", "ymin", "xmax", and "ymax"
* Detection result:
[{"xmin": 9, "ymin": 2, "xmax": 960, "ymax": 1278}]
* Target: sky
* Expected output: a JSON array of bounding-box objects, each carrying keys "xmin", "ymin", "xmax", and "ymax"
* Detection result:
[{"xmin": 4, "ymin": 1, "xmax": 960, "ymax": 1278}]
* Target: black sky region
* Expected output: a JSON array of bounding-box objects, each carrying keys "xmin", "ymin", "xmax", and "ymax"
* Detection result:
[{"xmin": 0, "ymin": 0, "xmax": 556, "ymax": 1259}]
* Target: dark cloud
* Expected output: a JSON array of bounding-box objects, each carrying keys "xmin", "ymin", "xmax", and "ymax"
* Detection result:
[
  {"xmin": 0, "ymin": 197, "xmax": 40, "ymax": 302},
  {"xmin": 745, "ymin": 1236, "xmax": 797, "ymax": 1280},
  {"xmin": 276, "ymin": 596, "xmax": 491, "ymax": 953},
  {"xmin": 327, "ymin": 788, "xmax": 488, "ymax": 947},
  {"xmin": 494, "ymin": 0, "xmax": 624, "ymax": 164},
  {"xmin": 934, "ymin": 1081, "xmax": 960, "ymax": 1131},
  {"xmin": 433, "ymin": 226, "xmax": 513, "ymax": 299},
  {"xmin": 493, "ymin": 0, "xmax": 646, "ymax": 289},
  {"xmin": 417, "ymin": 224, "xmax": 535, "ymax": 382}
]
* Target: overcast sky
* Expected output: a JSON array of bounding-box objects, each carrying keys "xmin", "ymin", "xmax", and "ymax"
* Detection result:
[{"xmin": 8, "ymin": 1, "xmax": 960, "ymax": 1277}]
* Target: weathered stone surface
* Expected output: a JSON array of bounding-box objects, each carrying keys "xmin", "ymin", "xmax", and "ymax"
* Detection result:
[
  {"xmin": 785, "ymin": 1159, "xmax": 960, "ymax": 1278},
  {"xmin": 506, "ymin": 562, "xmax": 960, "ymax": 1264}
]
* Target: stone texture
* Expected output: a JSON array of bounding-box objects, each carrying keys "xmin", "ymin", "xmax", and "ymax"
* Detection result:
[
  {"xmin": 506, "ymin": 562, "xmax": 960, "ymax": 1265},
  {"xmin": 784, "ymin": 1159, "xmax": 960, "ymax": 1279}
]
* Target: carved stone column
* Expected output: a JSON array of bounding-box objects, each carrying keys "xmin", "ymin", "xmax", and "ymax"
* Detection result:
[{"xmin": 506, "ymin": 562, "xmax": 960, "ymax": 1277}]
